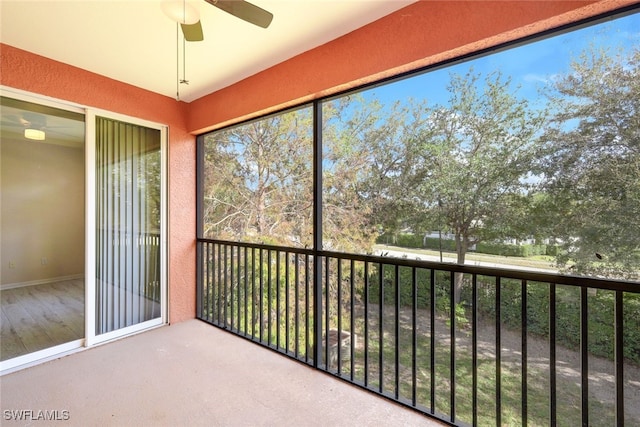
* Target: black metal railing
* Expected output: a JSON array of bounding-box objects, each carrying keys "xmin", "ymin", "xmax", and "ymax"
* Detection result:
[
  {"xmin": 95, "ymin": 230, "xmax": 162, "ymax": 334},
  {"xmin": 196, "ymin": 237, "xmax": 639, "ymax": 426}
]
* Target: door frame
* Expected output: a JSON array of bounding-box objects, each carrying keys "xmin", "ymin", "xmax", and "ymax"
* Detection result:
[
  {"xmin": 0, "ymin": 87, "xmax": 169, "ymax": 372},
  {"xmin": 84, "ymin": 109, "xmax": 168, "ymax": 346}
]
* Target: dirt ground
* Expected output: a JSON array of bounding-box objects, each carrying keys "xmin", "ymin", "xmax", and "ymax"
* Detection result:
[
  {"xmin": 353, "ymin": 304, "xmax": 640, "ymax": 424},
  {"xmin": 473, "ymin": 313, "xmax": 640, "ymax": 424}
]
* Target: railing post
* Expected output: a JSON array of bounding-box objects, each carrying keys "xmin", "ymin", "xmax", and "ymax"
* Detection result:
[
  {"xmin": 581, "ymin": 287, "xmax": 589, "ymax": 427},
  {"xmin": 196, "ymin": 241, "xmax": 202, "ymax": 319},
  {"xmin": 313, "ymin": 100, "xmax": 323, "ymax": 368},
  {"xmin": 615, "ymin": 290, "xmax": 624, "ymax": 426},
  {"xmin": 195, "ymin": 135, "xmax": 204, "ymax": 319},
  {"xmin": 193, "ymin": 237, "xmax": 638, "ymax": 427}
]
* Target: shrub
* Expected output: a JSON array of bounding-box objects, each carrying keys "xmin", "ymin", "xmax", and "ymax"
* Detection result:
[
  {"xmin": 378, "ymin": 233, "xmax": 551, "ymax": 258},
  {"xmin": 363, "ymin": 269, "xmax": 640, "ymax": 364},
  {"xmin": 476, "ymin": 242, "xmax": 547, "ymax": 257},
  {"xmin": 362, "ymin": 265, "xmax": 452, "ymax": 313},
  {"xmin": 476, "ymin": 279, "xmax": 640, "ymax": 364},
  {"xmin": 423, "ymin": 237, "xmax": 457, "ymax": 252},
  {"xmin": 546, "ymin": 245, "xmax": 561, "ymax": 256},
  {"xmin": 376, "ymin": 233, "xmax": 458, "ymax": 252}
]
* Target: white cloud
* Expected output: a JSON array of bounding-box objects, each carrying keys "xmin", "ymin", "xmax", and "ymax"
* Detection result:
[{"xmin": 522, "ymin": 73, "xmax": 549, "ymax": 84}]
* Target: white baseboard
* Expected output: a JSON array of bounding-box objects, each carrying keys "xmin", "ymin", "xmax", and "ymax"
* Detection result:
[{"xmin": 1, "ymin": 274, "xmax": 84, "ymax": 290}]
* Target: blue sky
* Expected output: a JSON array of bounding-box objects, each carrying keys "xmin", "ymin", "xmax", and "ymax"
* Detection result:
[{"xmin": 362, "ymin": 11, "xmax": 640, "ymax": 109}]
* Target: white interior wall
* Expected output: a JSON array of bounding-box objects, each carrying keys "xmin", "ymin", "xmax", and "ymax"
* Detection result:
[{"xmin": 1, "ymin": 137, "xmax": 84, "ymax": 287}]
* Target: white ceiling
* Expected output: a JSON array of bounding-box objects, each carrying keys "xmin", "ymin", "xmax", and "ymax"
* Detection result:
[{"xmin": 1, "ymin": 0, "xmax": 416, "ymax": 103}]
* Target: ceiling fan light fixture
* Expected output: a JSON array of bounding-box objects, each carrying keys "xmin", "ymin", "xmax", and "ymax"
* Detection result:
[
  {"xmin": 24, "ymin": 128, "xmax": 45, "ymax": 140},
  {"xmin": 161, "ymin": 1, "xmax": 200, "ymax": 25}
]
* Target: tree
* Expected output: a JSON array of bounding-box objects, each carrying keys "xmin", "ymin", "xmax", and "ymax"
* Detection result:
[
  {"xmin": 406, "ymin": 69, "xmax": 547, "ymax": 303},
  {"xmin": 321, "ymin": 95, "xmax": 429, "ymax": 253},
  {"xmin": 202, "ymin": 97, "xmax": 393, "ymax": 253},
  {"xmin": 540, "ymin": 46, "xmax": 640, "ymax": 280},
  {"xmin": 202, "ymin": 109, "xmax": 314, "ymax": 247}
]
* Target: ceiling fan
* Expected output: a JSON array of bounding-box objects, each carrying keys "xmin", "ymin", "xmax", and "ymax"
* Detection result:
[
  {"xmin": 1, "ymin": 96, "xmax": 84, "ymax": 142},
  {"xmin": 1, "ymin": 111, "xmax": 68, "ymax": 141},
  {"xmin": 164, "ymin": 0, "xmax": 274, "ymax": 42}
]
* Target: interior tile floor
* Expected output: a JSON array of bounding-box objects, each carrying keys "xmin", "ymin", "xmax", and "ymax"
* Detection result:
[{"xmin": 1, "ymin": 280, "xmax": 84, "ymax": 361}]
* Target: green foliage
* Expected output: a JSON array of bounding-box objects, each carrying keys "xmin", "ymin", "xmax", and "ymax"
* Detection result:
[
  {"xmin": 546, "ymin": 245, "xmax": 561, "ymax": 257},
  {"xmin": 202, "ymin": 109, "xmax": 314, "ymax": 247},
  {"xmin": 451, "ymin": 303, "xmax": 470, "ymax": 329},
  {"xmin": 377, "ymin": 233, "xmax": 551, "ymax": 258},
  {"xmin": 540, "ymin": 47, "xmax": 640, "ymax": 280},
  {"xmin": 376, "ymin": 233, "xmax": 458, "ymax": 252},
  {"xmin": 361, "ymin": 266, "xmax": 473, "ymax": 327},
  {"xmin": 358, "ymin": 265, "xmax": 640, "ymax": 364},
  {"xmin": 200, "ymin": 253, "xmax": 315, "ymax": 359},
  {"xmin": 476, "ymin": 279, "xmax": 640, "ymax": 364},
  {"xmin": 422, "ymin": 237, "xmax": 458, "ymax": 252},
  {"xmin": 377, "ymin": 232, "xmax": 422, "ymax": 249},
  {"xmin": 405, "ymin": 69, "xmax": 547, "ymax": 270},
  {"xmin": 476, "ymin": 242, "xmax": 547, "ymax": 257}
]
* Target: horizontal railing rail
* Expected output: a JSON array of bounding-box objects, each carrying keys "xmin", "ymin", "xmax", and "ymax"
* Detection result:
[{"xmin": 196, "ymin": 237, "xmax": 639, "ymax": 426}]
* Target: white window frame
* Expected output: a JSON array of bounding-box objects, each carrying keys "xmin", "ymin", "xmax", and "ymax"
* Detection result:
[{"xmin": 84, "ymin": 109, "xmax": 169, "ymax": 346}]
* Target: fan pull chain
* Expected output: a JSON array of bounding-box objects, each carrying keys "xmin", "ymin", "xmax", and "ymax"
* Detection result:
[
  {"xmin": 176, "ymin": 22, "xmax": 180, "ymax": 101},
  {"xmin": 180, "ymin": 36, "xmax": 189, "ymax": 86},
  {"xmin": 179, "ymin": 0, "xmax": 189, "ymax": 88}
]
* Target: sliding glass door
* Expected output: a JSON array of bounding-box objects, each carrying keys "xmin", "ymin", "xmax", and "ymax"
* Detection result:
[
  {"xmin": 0, "ymin": 90, "xmax": 167, "ymax": 372},
  {"xmin": 0, "ymin": 91, "xmax": 167, "ymax": 371},
  {"xmin": 93, "ymin": 115, "xmax": 166, "ymax": 338},
  {"xmin": 0, "ymin": 95, "xmax": 85, "ymax": 366}
]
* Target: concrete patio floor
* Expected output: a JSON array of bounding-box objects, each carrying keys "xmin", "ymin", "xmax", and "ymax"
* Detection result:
[{"xmin": 1, "ymin": 319, "xmax": 445, "ymax": 426}]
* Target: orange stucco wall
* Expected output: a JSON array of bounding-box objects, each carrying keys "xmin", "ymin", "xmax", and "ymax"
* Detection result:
[
  {"xmin": 188, "ymin": 0, "xmax": 636, "ymax": 133},
  {"xmin": 1, "ymin": 44, "xmax": 196, "ymax": 324},
  {"xmin": 1, "ymin": 0, "xmax": 636, "ymax": 325}
]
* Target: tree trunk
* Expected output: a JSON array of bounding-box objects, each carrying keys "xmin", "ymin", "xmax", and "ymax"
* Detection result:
[
  {"xmin": 454, "ymin": 234, "xmax": 467, "ymax": 305},
  {"xmin": 256, "ymin": 185, "xmax": 267, "ymax": 234}
]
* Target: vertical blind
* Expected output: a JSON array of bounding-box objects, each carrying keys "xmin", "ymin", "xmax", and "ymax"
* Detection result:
[{"xmin": 95, "ymin": 117, "xmax": 161, "ymax": 335}]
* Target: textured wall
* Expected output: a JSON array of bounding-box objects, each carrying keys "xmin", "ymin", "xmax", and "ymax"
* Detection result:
[{"xmin": 187, "ymin": 0, "xmax": 634, "ymax": 133}]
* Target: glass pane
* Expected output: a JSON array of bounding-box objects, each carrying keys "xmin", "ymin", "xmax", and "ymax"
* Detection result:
[
  {"xmin": 201, "ymin": 106, "xmax": 313, "ymax": 248},
  {"xmin": 95, "ymin": 117, "xmax": 161, "ymax": 335},
  {"xmin": 0, "ymin": 96, "xmax": 85, "ymax": 360},
  {"xmin": 320, "ymin": 13, "xmax": 640, "ymax": 283}
]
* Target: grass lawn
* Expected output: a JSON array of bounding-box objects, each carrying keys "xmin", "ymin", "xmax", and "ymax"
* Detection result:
[
  {"xmin": 374, "ymin": 244, "xmax": 558, "ymax": 272},
  {"xmin": 342, "ymin": 313, "xmax": 619, "ymax": 426}
]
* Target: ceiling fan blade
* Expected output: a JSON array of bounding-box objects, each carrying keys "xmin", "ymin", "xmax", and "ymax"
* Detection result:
[
  {"xmin": 1, "ymin": 121, "xmax": 24, "ymax": 128},
  {"xmin": 181, "ymin": 20, "xmax": 204, "ymax": 41},
  {"xmin": 205, "ymin": 0, "xmax": 273, "ymax": 28}
]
